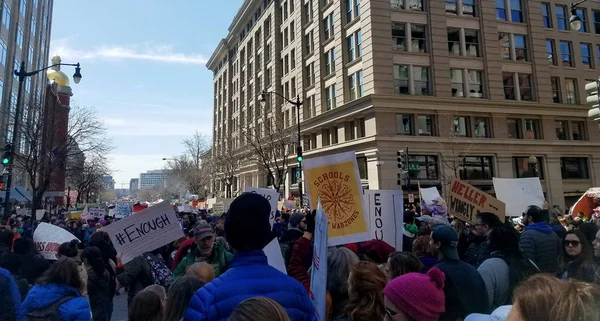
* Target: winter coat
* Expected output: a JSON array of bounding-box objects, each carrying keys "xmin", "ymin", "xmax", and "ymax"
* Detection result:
[
  {"xmin": 116, "ymin": 254, "xmax": 155, "ymax": 304},
  {"xmin": 173, "ymin": 242, "xmax": 233, "ymax": 279},
  {"xmin": 184, "ymin": 250, "xmax": 316, "ymax": 321},
  {"xmin": 88, "ymin": 240, "xmax": 117, "ymax": 300},
  {"xmin": 0, "ymin": 267, "xmax": 21, "ymax": 321},
  {"xmin": 280, "ymin": 228, "xmax": 304, "ymax": 244},
  {"xmin": 19, "ymin": 283, "xmax": 91, "ymax": 321},
  {"xmin": 477, "ymin": 258, "xmax": 510, "ymax": 310},
  {"xmin": 17, "ymin": 253, "xmax": 49, "ymax": 285},
  {"xmin": 12, "ymin": 273, "xmax": 30, "ymax": 301},
  {"xmin": 465, "ymin": 234, "xmax": 490, "ymax": 268},
  {"xmin": 551, "ymin": 222, "xmax": 567, "ymax": 239},
  {"xmin": 86, "ymin": 267, "xmax": 111, "ymax": 321},
  {"xmin": 519, "ymin": 222, "xmax": 561, "ymax": 274},
  {"xmin": 172, "ymin": 238, "xmax": 195, "ymax": 271}
]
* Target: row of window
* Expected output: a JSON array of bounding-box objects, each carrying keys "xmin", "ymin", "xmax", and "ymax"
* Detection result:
[
  {"xmin": 303, "ymin": 118, "xmax": 366, "ymax": 151},
  {"xmin": 546, "ymin": 40, "xmax": 599, "ymax": 69},
  {"xmin": 542, "ymin": 3, "xmax": 600, "ymax": 34},
  {"xmin": 396, "ymin": 113, "xmax": 587, "ymax": 141}
]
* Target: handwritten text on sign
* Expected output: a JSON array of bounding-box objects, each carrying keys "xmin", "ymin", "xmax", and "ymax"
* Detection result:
[
  {"xmin": 448, "ymin": 177, "xmax": 505, "ymax": 224},
  {"xmin": 363, "ymin": 190, "xmax": 404, "ymax": 251},
  {"xmin": 104, "ymin": 201, "xmax": 184, "ymax": 264}
]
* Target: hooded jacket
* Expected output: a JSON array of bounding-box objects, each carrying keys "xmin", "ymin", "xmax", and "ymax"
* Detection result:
[
  {"xmin": 0, "ymin": 267, "xmax": 20, "ymax": 321},
  {"xmin": 519, "ymin": 222, "xmax": 561, "ymax": 274},
  {"xmin": 19, "ymin": 283, "xmax": 91, "ymax": 321},
  {"xmin": 184, "ymin": 250, "xmax": 316, "ymax": 321},
  {"xmin": 173, "ymin": 242, "xmax": 233, "ymax": 279}
]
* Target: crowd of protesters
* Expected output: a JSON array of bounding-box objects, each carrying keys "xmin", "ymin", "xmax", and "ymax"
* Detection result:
[{"xmin": 0, "ymin": 194, "xmax": 600, "ymax": 321}]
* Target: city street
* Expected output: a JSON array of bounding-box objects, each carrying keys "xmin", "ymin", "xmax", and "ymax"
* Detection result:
[{"xmin": 111, "ymin": 291, "xmax": 128, "ymax": 321}]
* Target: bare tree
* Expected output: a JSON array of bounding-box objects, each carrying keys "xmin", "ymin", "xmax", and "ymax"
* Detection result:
[
  {"xmin": 436, "ymin": 117, "xmax": 477, "ymax": 186},
  {"xmin": 68, "ymin": 155, "xmax": 109, "ymax": 205},
  {"xmin": 211, "ymin": 144, "xmax": 241, "ymax": 197},
  {"xmin": 240, "ymin": 112, "xmax": 295, "ymax": 193},
  {"xmin": 164, "ymin": 131, "xmax": 211, "ymax": 195}
]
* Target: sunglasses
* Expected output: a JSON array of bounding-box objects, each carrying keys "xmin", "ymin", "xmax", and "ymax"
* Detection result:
[
  {"xmin": 564, "ymin": 240, "xmax": 581, "ymax": 247},
  {"xmin": 385, "ymin": 308, "xmax": 397, "ymax": 319}
]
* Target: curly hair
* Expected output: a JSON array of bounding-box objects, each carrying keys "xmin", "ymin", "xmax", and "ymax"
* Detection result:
[{"xmin": 346, "ymin": 261, "xmax": 386, "ymax": 321}]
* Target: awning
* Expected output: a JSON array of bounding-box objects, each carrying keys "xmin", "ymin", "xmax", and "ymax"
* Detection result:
[{"xmin": 0, "ymin": 186, "xmax": 32, "ymax": 202}]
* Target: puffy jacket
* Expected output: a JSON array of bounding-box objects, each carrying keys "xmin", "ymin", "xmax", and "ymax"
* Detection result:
[
  {"xmin": 465, "ymin": 235, "xmax": 491, "ymax": 268},
  {"xmin": 173, "ymin": 242, "xmax": 233, "ymax": 279},
  {"xmin": 0, "ymin": 267, "xmax": 21, "ymax": 321},
  {"xmin": 19, "ymin": 283, "xmax": 91, "ymax": 321},
  {"xmin": 184, "ymin": 250, "xmax": 316, "ymax": 321},
  {"xmin": 519, "ymin": 222, "xmax": 561, "ymax": 274}
]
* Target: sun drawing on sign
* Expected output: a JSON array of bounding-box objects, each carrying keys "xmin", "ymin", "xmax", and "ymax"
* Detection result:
[{"xmin": 319, "ymin": 179, "xmax": 355, "ymax": 224}]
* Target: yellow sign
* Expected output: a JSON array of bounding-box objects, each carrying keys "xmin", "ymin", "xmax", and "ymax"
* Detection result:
[{"xmin": 303, "ymin": 151, "xmax": 369, "ymax": 246}]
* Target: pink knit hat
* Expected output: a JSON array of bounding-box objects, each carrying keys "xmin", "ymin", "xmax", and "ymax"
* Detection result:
[{"xmin": 383, "ymin": 267, "xmax": 446, "ymax": 321}]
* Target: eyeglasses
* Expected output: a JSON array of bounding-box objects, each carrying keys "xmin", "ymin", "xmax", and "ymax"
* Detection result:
[
  {"xmin": 564, "ymin": 240, "xmax": 581, "ymax": 247},
  {"xmin": 385, "ymin": 308, "xmax": 397, "ymax": 319}
]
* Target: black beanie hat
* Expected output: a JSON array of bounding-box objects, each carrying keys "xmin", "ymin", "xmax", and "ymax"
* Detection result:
[{"xmin": 225, "ymin": 192, "xmax": 272, "ymax": 251}]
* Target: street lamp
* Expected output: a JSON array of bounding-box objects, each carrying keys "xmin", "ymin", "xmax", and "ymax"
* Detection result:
[
  {"xmin": 528, "ymin": 155, "xmax": 539, "ymax": 178},
  {"xmin": 225, "ymin": 178, "xmax": 231, "ymax": 198},
  {"xmin": 569, "ymin": 0, "xmax": 590, "ymax": 30},
  {"xmin": 3, "ymin": 60, "xmax": 82, "ymax": 219},
  {"xmin": 259, "ymin": 90, "xmax": 304, "ymax": 207}
]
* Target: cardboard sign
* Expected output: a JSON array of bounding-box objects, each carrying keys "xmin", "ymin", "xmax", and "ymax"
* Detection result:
[
  {"xmin": 283, "ymin": 200, "xmax": 297, "ymax": 210},
  {"xmin": 363, "ymin": 190, "xmax": 404, "ymax": 251},
  {"xmin": 245, "ymin": 186, "xmax": 279, "ymax": 226},
  {"xmin": 16, "ymin": 208, "xmax": 30, "ymax": 217},
  {"xmin": 448, "ymin": 177, "xmax": 505, "ymax": 224},
  {"xmin": 67, "ymin": 211, "xmax": 83, "ymax": 219},
  {"xmin": 263, "ymin": 237, "xmax": 287, "ymax": 274},
  {"xmin": 35, "ymin": 209, "xmax": 46, "ymax": 220},
  {"xmin": 85, "ymin": 207, "xmax": 106, "ymax": 219},
  {"xmin": 493, "ymin": 177, "xmax": 544, "ymax": 217},
  {"xmin": 213, "ymin": 202, "xmax": 225, "ymax": 215},
  {"xmin": 33, "ymin": 223, "xmax": 79, "ymax": 260},
  {"xmin": 310, "ymin": 199, "xmax": 328, "ymax": 321},
  {"xmin": 103, "ymin": 201, "xmax": 184, "ymax": 264},
  {"xmin": 303, "ymin": 151, "xmax": 369, "ymax": 246},
  {"xmin": 116, "ymin": 202, "xmax": 132, "ymax": 218},
  {"xmin": 419, "ymin": 182, "xmax": 441, "ymax": 204}
]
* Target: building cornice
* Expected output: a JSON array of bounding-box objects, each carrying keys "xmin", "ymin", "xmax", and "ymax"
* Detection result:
[{"xmin": 206, "ymin": 39, "xmax": 228, "ymax": 71}]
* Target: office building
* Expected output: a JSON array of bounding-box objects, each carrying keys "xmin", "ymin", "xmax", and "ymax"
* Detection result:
[
  {"xmin": 207, "ymin": 0, "xmax": 600, "ymax": 209},
  {"xmin": 129, "ymin": 178, "xmax": 139, "ymax": 194},
  {"xmin": 103, "ymin": 175, "xmax": 115, "ymax": 191},
  {"xmin": 139, "ymin": 170, "xmax": 165, "ymax": 189}
]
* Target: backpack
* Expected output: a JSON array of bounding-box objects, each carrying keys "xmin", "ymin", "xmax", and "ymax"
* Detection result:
[
  {"xmin": 143, "ymin": 253, "xmax": 174, "ymax": 288},
  {"xmin": 25, "ymin": 296, "xmax": 75, "ymax": 321}
]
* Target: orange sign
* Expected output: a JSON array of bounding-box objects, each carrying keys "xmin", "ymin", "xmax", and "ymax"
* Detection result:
[{"xmin": 448, "ymin": 177, "xmax": 505, "ymax": 224}]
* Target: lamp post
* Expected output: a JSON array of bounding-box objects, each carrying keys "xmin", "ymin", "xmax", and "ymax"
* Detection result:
[
  {"xmin": 569, "ymin": 0, "xmax": 590, "ymax": 30},
  {"xmin": 2, "ymin": 61, "xmax": 82, "ymax": 219},
  {"xmin": 225, "ymin": 178, "xmax": 231, "ymax": 198},
  {"xmin": 528, "ymin": 155, "xmax": 539, "ymax": 178},
  {"xmin": 66, "ymin": 185, "xmax": 71, "ymax": 209},
  {"xmin": 259, "ymin": 91, "xmax": 304, "ymax": 207}
]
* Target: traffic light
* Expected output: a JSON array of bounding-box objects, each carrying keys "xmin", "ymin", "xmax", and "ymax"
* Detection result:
[
  {"xmin": 296, "ymin": 145, "xmax": 303, "ymax": 162},
  {"xmin": 0, "ymin": 176, "xmax": 4, "ymax": 190},
  {"xmin": 397, "ymin": 147, "xmax": 409, "ymax": 185},
  {"xmin": 586, "ymin": 78, "xmax": 600, "ymax": 120},
  {"xmin": 2, "ymin": 143, "xmax": 12, "ymax": 166}
]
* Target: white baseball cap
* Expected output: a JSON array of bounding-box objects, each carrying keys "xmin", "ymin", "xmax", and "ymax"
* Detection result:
[{"xmin": 465, "ymin": 306, "xmax": 512, "ymax": 321}]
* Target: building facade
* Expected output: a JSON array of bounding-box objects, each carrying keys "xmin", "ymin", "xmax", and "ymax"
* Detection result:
[
  {"xmin": 129, "ymin": 178, "xmax": 139, "ymax": 194},
  {"xmin": 103, "ymin": 175, "xmax": 115, "ymax": 191},
  {"xmin": 139, "ymin": 170, "xmax": 165, "ymax": 189},
  {"xmin": 207, "ymin": 0, "xmax": 600, "ymax": 209}
]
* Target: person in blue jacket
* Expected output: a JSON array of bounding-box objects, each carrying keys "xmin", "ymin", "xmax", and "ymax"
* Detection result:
[
  {"xmin": 20, "ymin": 257, "xmax": 91, "ymax": 321},
  {"xmin": 184, "ymin": 192, "xmax": 316, "ymax": 321},
  {"xmin": 0, "ymin": 266, "xmax": 21, "ymax": 321}
]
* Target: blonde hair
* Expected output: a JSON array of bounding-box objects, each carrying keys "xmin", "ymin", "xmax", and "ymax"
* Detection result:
[
  {"xmin": 229, "ymin": 297, "xmax": 290, "ymax": 321},
  {"xmin": 186, "ymin": 262, "xmax": 215, "ymax": 283}
]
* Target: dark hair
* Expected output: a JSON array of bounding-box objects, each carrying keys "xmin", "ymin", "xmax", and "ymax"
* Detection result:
[
  {"xmin": 0, "ymin": 227, "xmax": 14, "ymax": 250},
  {"xmin": 0, "ymin": 253, "xmax": 22, "ymax": 274},
  {"xmin": 387, "ymin": 252, "xmax": 423, "ymax": 279},
  {"xmin": 57, "ymin": 239, "xmax": 79, "ymax": 258},
  {"xmin": 128, "ymin": 290, "xmax": 164, "ymax": 321},
  {"xmin": 525, "ymin": 206, "xmax": 548, "ymax": 223},
  {"xmin": 476, "ymin": 212, "xmax": 502, "ymax": 229},
  {"xmin": 89, "ymin": 230, "xmax": 111, "ymax": 245},
  {"xmin": 13, "ymin": 238, "xmax": 32, "ymax": 255},
  {"xmin": 229, "ymin": 297, "xmax": 291, "ymax": 321},
  {"xmin": 81, "ymin": 246, "xmax": 106, "ymax": 276},
  {"xmin": 38, "ymin": 257, "xmax": 83, "ymax": 291},
  {"xmin": 561, "ymin": 229, "xmax": 597, "ymax": 283},
  {"xmin": 281, "ymin": 213, "xmax": 290, "ymax": 222},
  {"xmin": 403, "ymin": 211, "xmax": 415, "ymax": 224},
  {"xmin": 163, "ymin": 276, "xmax": 205, "ymax": 321},
  {"xmin": 578, "ymin": 223, "xmax": 600, "ymax": 247}
]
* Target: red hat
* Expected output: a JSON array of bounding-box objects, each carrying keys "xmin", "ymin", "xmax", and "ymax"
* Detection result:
[{"xmin": 383, "ymin": 267, "xmax": 446, "ymax": 321}]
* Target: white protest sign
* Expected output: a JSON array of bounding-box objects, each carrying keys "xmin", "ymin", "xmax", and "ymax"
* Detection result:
[
  {"xmin": 103, "ymin": 201, "xmax": 184, "ymax": 264},
  {"xmin": 245, "ymin": 186, "xmax": 279, "ymax": 227},
  {"xmin": 33, "ymin": 223, "xmax": 79, "ymax": 260},
  {"xmin": 493, "ymin": 177, "xmax": 544, "ymax": 217},
  {"xmin": 177, "ymin": 206, "xmax": 185, "ymax": 212},
  {"xmin": 87, "ymin": 207, "xmax": 106, "ymax": 219},
  {"xmin": 263, "ymin": 237, "xmax": 287, "ymax": 274},
  {"xmin": 310, "ymin": 198, "xmax": 328, "ymax": 321},
  {"xmin": 363, "ymin": 190, "xmax": 404, "ymax": 251},
  {"xmin": 17, "ymin": 208, "xmax": 30, "ymax": 217},
  {"xmin": 116, "ymin": 202, "xmax": 131, "ymax": 219},
  {"xmin": 419, "ymin": 182, "xmax": 441, "ymax": 204},
  {"xmin": 36, "ymin": 209, "xmax": 46, "ymax": 220},
  {"xmin": 284, "ymin": 200, "xmax": 297, "ymax": 210},
  {"xmin": 213, "ymin": 202, "xmax": 225, "ymax": 215}
]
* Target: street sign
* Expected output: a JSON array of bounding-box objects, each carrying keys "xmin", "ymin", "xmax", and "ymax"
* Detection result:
[
  {"xmin": 409, "ymin": 163, "xmax": 420, "ymax": 171},
  {"xmin": 296, "ymin": 171, "xmax": 301, "ymax": 179},
  {"xmin": 408, "ymin": 193, "xmax": 414, "ymax": 203}
]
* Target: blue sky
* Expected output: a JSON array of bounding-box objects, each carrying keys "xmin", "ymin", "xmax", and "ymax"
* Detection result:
[{"xmin": 50, "ymin": 0, "xmax": 243, "ymax": 188}]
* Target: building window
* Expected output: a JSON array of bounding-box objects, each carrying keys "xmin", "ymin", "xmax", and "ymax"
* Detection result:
[
  {"xmin": 551, "ymin": 77, "xmax": 561, "ymax": 103},
  {"xmin": 474, "ymin": 117, "xmax": 491, "ymax": 138},
  {"xmin": 499, "ymin": 33, "xmax": 511, "ymax": 60},
  {"xmin": 507, "ymin": 118, "xmax": 522, "ymax": 139},
  {"xmin": 451, "ymin": 69, "xmax": 464, "ymax": 97},
  {"xmin": 555, "ymin": 120, "xmax": 568, "ymax": 140},
  {"xmin": 446, "ymin": 0, "xmax": 458, "ymax": 14},
  {"xmin": 560, "ymin": 41, "xmax": 573, "ymax": 67},
  {"xmin": 560, "ymin": 157, "xmax": 589, "ymax": 179},
  {"xmin": 305, "ymin": 63, "xmax": 315, "ymax": 86},
  {"xmin": 463, "ymin": 0, "xmax": 476, "ymax": 16},
  {"xmin": 556, "ymin": 5, "xmax": 568, "ymax": 30},
  {"xmin": 16, "ymin": 27, "xmax": 23, "ymax": 48},
  {"xmin": 460, "ymin": 156, "xmax": 494, "ymax": 180},
  {"xmin": 357, "ymin": 70, "xmax": 364, "ymax": 98},
  {"xmin": 465, "ymin": 29, "xmax": 479, "ymax": 57},
  {"xmin": 417, "ymin": 115, "xmax": 434, "ymax": 136},
  {"xmin": 571, "ymin": 121, "xmax": 586, "ymax": 140},
  {"xmin": 514, "ymin": 35, "xmax": 527, "ymax": 61},
  {"xmin": 19, "ymin": 0, "xmax": 25, "ymax": 15},
  {"xmin": 391, "ymin": 0, "xmax": 423, "ymax": 11},
  {"xmin": 396, "ymin": 114, "xmax": 413, "ymax": 135},
  {"xmin": 31, "ymin": 18, "xmax": 36, "ymax": 38},
  {"xmin": 453, "ymin": 116, "xmax": 470, "ymax": 137},
  {"xmin": 519, "ymin": 74, "xmax": 533, "ymax": 101},
  {"xmin": 542, "ymin": 3, "xmax": 552, "ymax": 28},
  {"xmin": 357, "ymin": 156, "xmax": 368, "ymax": 180},
  {"xmin": 348, "ymin": 70, "xmax": 363, "ymax": 100},
  {"xmin": 393, "ymin": 64, "xmax": 409, "ymax": 94},
  {"xmin": 411, "ymin": 24, "xmax": 427, "ymax": 53},
  {"xmin": 525, "ymin": 119, "xmax": 542, "ymax": 139},
  {"xmin": 496, "ymin": 0, "xmax": 507, "ymax": 20},
  {"xmin": 291, "ymin": 49, "xmax": 295, "ymax": 69},
  {"xmin": 594, "ymin": 11, "xmax": 600, "ymax": 34},
  {"xmin": 448, "ymin": 28, "xmax": 460, "ymax": 55},
  {"xmin": 324, "ymin": 48, "xmax": 335, "ymax": 75},
  {"xmin": 291, "ymin": 77, "xmax": 296, "ymax": 97},
  {"xmin": 325, "ymin": 84, "xmax": 336, "ymax": 110},
  {"xmin": 565, "ymin": 78, "xmax": 577, "ymax": 104},
  {"xmin": 546, "ymin": 39, "xmax": 557, "ymax": 65},
  {"xmin": 514, "ymin": 157, "xmax": 545, "ymax": 179},
  {"xmin": 0, "ymin": 40, "xmax": 7, "ymax": 66},
  {"xmin": 393, "ymin": 23, "xmax": 406, "ymax": 51},
  {"xmin": 581, "ymin": 43, "xmax": 592, "ymax": 68},
  {"xmin": 413, "ymin": 66, "xmax": 430, "ymax": 96},
  {"xmin": 503, "ymin": 73, "xmax": 515, "ymax": 100},
  {"xmin": 348, "ymin": 73, "xmax": 356, "ymax": 100},
  {"xmin": 323, "ymin": 13, "xmax": 334, "ymax": 40},
  {"xmin": 305, "ymin": 30, "xmax": 314, "ymax": 53},
  {"xmin": 576, "ymin": 8, "xmax": 588, "ymax": 32},
  {"xmin": 306, "ymin": 95, "xmax": 316, "ymax": 118},
  {"xmin": 347, "ymin": 30, "xmax": 362, "ymax": 61},
  {"xmin": 408, "ymin": 155, "xmax": 439, "ymax": 180},
  {"xmin": 469, "ymin": 70, "xmax": 484, "ymax": 98}
]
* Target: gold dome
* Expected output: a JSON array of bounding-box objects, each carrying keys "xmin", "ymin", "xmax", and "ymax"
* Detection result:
[{"xmin": 46, "ymin": 55, "xmax": 69, "ymax": 86}]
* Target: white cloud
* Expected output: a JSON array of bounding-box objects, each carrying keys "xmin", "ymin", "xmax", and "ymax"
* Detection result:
[{"xmin": 50, "ymin": 38, "xmax": 208, "ymax": 64}]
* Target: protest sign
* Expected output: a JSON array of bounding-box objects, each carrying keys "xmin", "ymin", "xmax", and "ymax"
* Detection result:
[
  {"xmin": 283, "ymin": 200, "xmax": 297, "ymax": 210},
  {"xmin": 213, "ymin": 202, "xmax": 225, "ymax": 215},
  {"xmin": 116, "ymin": 202, "xmax": 132, "ymax": 218},
  {"xmin": 245, "ymin": 186, "xmax": 279, "ymax": 226},
  {"xmin": 36, "ymin": 209, "xmax": 46, "ymax": 220},
  {"xmin": 33, "ymin": 223, "xmax": 79, "ymax": 260},
  {"xmin": 16, "ymin": 208, "xmax": 30, "ymax": 217},
  {"xmin": 448, "ymin": 177, "xmax": 505, "ymax": 224},
  {"xmin": 104, "ymin": 201, "xmax": 184, "ymax": 264},
  {"xmin": 310, "ymin": 199, "xmax": 328, "ymax": 321},
  {"xmin": 303, "ymin": 151, "xmax": 369, "ymax": 246},
  {"xmin": 419, "ymin": 182, "xmax": 441, "ymax": 204},
  {"xmin": 363, "ymin": 190, "xmax": 404, "ymax": 251},
  {"xmin": 67, "ymin": 211, "xmax": 82, "ymax": 219},
  {"xmin": 177, "ymin": 206, "xmax": 185, "ymax": 212},
  {"xmin": 263, "ymin": 237, "xmax": 287, "ymax": 274},
  {"xmin": 493, "ymin": 177, "xmax": 544, "ymax": 217},
  {"xmin": 85, "ymin": 207, "xmax": 106, "ymax": 219}
]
